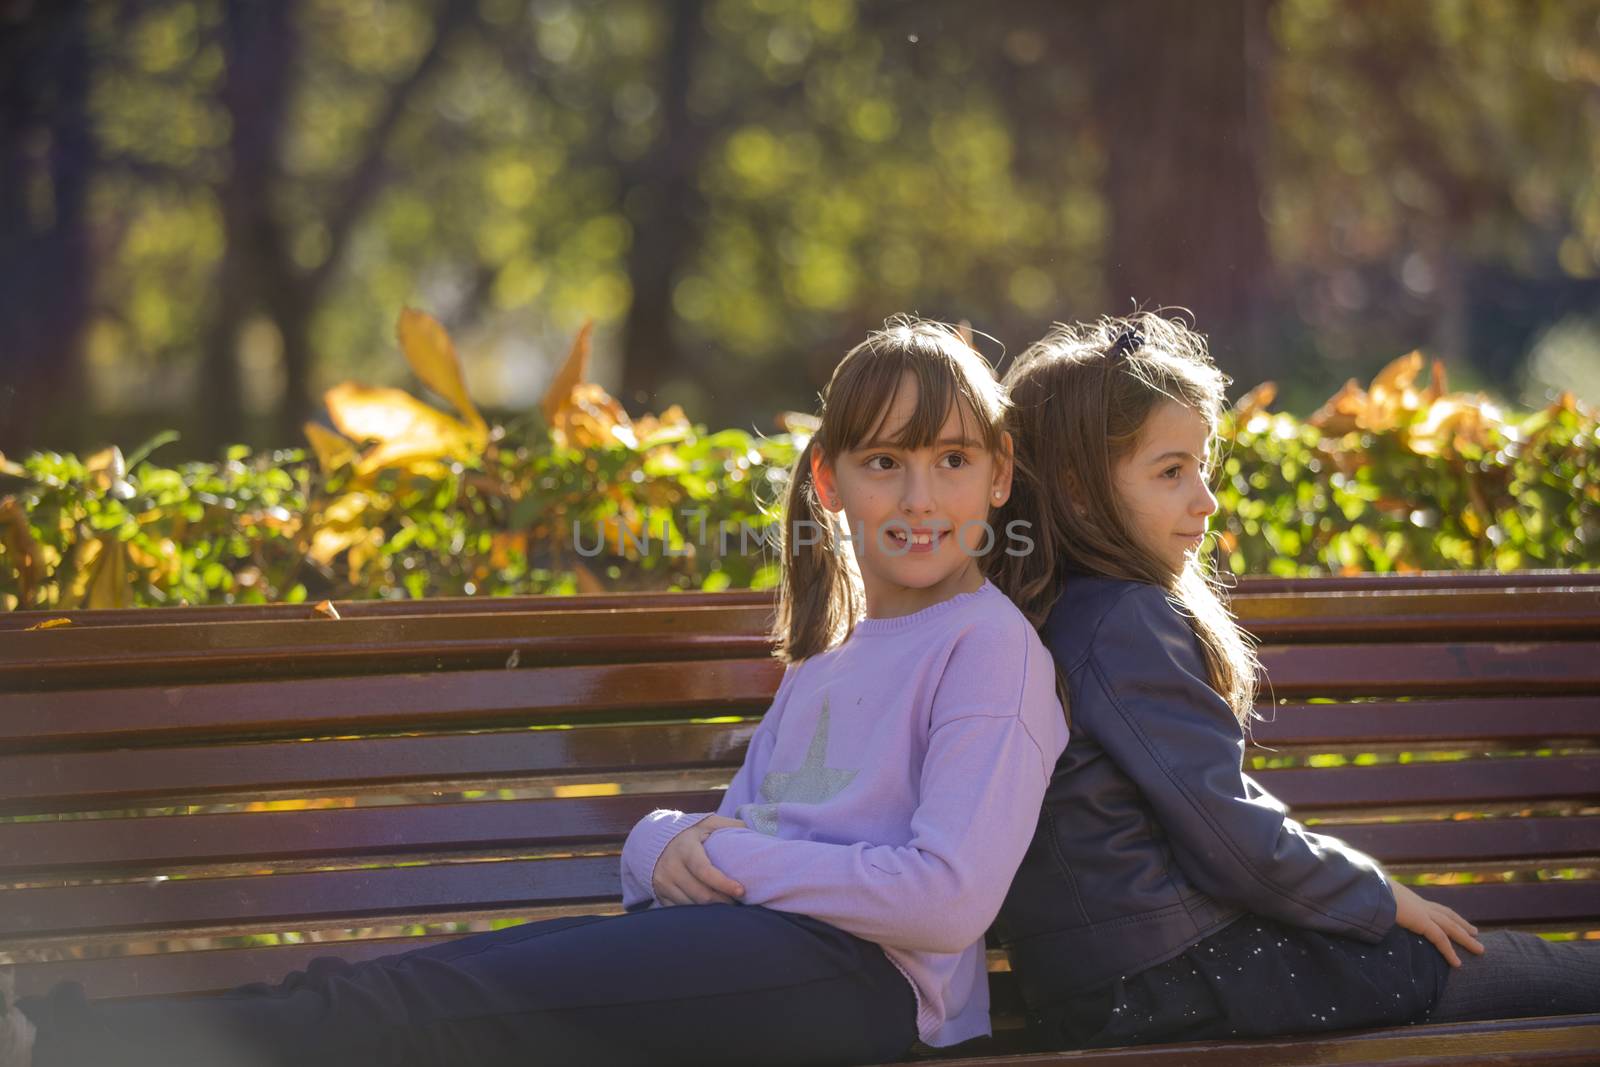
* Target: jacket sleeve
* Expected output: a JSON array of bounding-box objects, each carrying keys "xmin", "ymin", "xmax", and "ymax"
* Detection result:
[
  {"xmin": 701, "ymin": 620, "xmax": 1068, "ymax": 954},
  {"xmin": 616, "ymin": 662, "xmax": 795, "ymax": 910},
  {"xmin": 1075, "ymin": 585, "xmax": 1395, "ymax": 942}
]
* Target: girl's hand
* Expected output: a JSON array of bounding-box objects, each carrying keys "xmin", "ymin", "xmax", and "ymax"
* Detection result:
[
  {"xmin": 1392, "ymin": 881, "xmax": 1484, "ymax": 967},
  {"xmin": 653, "ymin": 815, "xmax": 747, "ymax": 907}
]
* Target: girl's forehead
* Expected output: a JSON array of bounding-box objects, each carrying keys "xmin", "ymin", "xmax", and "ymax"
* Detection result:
[
  {"xmin": 861, "ymin": 385, "xmax": 976, "ymax": 448},
  {"xmin": 1135, "ymin": 400, "xmax": 1210, "ymax": 456}
]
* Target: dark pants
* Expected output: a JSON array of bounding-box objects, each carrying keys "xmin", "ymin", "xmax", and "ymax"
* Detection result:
[
  {"xmin": 20, "ymin": 905, "xmax": 919, "ymax": 1067},
  {"xmin": 1429, "ymin": 930, "xmax": 1600, "ymax": 1022},
  {"xmin": 1035, "ymin": 916, "xmax": 1600, "ymax": 1051}
]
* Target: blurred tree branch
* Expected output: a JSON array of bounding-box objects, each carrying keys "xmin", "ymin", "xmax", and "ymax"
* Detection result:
[{"xmin": 200, "ymin": 0, "xmax": 475, "ymax": 452}]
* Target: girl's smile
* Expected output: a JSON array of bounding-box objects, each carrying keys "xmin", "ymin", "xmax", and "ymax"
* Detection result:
[{"xmin": 883, "ymin": 525, "xmax": 946, "ymax": 552}]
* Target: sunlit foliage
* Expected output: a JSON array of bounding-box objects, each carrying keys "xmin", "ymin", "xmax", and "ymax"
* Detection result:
[{"xmin": 3, "ymin": 312, "xmax": 1595, "ymax": 611}]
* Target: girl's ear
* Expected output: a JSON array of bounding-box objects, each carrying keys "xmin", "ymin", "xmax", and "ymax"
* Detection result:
[
  {"xmin": 990, "ymin": 431, "xmax": 1016, "ymax": 507},
  {"xmin": 810, "ymin": 444, "xmax": 843, "ymax": 513}
]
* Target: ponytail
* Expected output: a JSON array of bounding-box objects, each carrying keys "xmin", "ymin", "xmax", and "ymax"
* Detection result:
[{"xmin": 772, "ymin": 438, "xmax": 861, "ymax": 663}]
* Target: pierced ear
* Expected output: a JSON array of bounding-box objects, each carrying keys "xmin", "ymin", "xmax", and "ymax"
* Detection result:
[
  {"xmin": 810, "ymin": 445, "xmax": 842, "ymax": 513},
  {"xmin": 990, "ymin": 431, "xmax": 1016, "ymax": 506}
]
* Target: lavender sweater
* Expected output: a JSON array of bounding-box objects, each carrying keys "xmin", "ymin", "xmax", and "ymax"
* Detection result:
[{"xmin": 620, "ymin": 580, "xmax": 1069, "ymax": 1047}]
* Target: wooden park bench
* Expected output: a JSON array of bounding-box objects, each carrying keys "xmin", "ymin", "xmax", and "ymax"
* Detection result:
[{"xmin": 2, "ymin": 572, "xmax": 1598, "ymax": 1064}]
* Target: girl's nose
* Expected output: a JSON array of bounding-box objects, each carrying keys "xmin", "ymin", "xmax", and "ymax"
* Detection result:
[
  {"xmin": 1193, "ymin": 480, "xmax": 1219, "ymax": 518},
  {"xmin": 900, "ymin": 468, "xmax": 935, "ymax": 514}
]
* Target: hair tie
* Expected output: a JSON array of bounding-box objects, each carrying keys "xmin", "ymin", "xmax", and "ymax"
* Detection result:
[{"xmin": 1108, "ymin": 328, "xmax": 1144, "ymax": 361}]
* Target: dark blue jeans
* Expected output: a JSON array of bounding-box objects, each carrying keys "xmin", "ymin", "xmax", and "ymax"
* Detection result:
[{"xmin": 21, "ymin": 905, "xmax": 919, "ymax": 1067}]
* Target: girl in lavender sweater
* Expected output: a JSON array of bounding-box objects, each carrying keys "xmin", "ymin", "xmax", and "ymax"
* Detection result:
[{"xmin": 1, "ymin": 318, "xmax": 1067, "ymax": 1067}]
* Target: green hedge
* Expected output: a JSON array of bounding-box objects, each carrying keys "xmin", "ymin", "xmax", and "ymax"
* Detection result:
[
  {"xmin": 1216, "ymin": 354, "xmax": 1598, "ymax": 575},
  {"xmin": 2, "ymin": 326, "xmax": 1595, "ymax": 612}
]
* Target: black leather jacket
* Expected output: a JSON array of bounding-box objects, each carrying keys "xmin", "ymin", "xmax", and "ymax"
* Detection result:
[{"xmin": 998, "ymin": 576, "xmax": 1397, "ymax": 1006}]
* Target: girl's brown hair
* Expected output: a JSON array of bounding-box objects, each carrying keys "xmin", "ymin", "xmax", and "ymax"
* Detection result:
[
  {"xmin": 986, "ymin": 312, "xmax": 1260, "ymax": 721},
  {"xmin": 774, "ymin": 316, "xmax": 1010, "ymax": 663}
]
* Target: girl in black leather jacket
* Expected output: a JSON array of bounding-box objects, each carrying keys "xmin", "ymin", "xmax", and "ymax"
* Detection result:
[{"xmin": 986, "ymin": 312, "xmax": 1599, "ymax": 1049}]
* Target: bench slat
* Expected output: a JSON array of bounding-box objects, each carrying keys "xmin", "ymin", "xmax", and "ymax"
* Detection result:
[
  {"xmin": 1232, "ymin": 589, "xmax": 1600, "ymax": 643},
  {"xmin": 1248, "ymin": 697, "xmax": 1600, "ymax": 745},
  {"xmin": 1, "ymin": 607, "xmax": 776, "ymax": 690},
  {"xmin": 4, "ymin": 697, "xmax": 1591, "ymax": 815},
  {"xmin": 0, "ymin": 723, "xmax": 756, "ymax": 816},
  {"xmin": 0, "ymin": 792, "xmax": 721, "ymax": 878},
  {"xmin": 6, "ymin": 698, "xmax": 1590, "ymax": 817},
  {"xmin": 0, "ymin": 591, "xmax": 777, "ymax": 631},
  {"xmin": 1258, "ymin": 642, "xmax": 1600, "ymax": 697},
  {"xmin": 1425, "ymin": 880, "xmax": 1600, "ymax": 926},
  {"xmin": 1235, "ymin": 570, "xmax": 1600, "ymax": 593},
  {"xmin": 930, "ymin": 1014, "xmax": 1600, "ymax": 1066},
  {"xmin": 7, "ymin": 762, "xmax": 1597, "ymax": 878},
  {"xmin": 5, "ymin": 644, "xmax": 1593, "ymax": 754},
  {"xmin": 1259, "ymin": 755, "xmax": 1600, "ymax": 810},
  {"xmin": 0, "ymin": 659, "xmax": 782, "ymax": 752},
  {"xmin": 0, "ymin": 855, "xmax": 619, "ymax": 941},
  {"xmin": 6, "ymin": 570, "xmax": 1595, "ymax": 632},
  {"xmin": 6, "ymin": 866, "xmax": 1592, "ymax": 954},
  {"xmin": 1332, "ymin": 817, "xmax": 1600, "ymax": 864},
  {"xmin": 7, "ymin": 591, "xmax": 1596, "ymax": 691},
  {"xmin": 8, "ymin": 932, "xmax": 469, "ymax": 1001}
]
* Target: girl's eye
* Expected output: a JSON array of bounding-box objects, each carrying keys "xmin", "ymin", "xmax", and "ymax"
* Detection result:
[
  {"xmin": 865, "ymin": 455, "xmax": 897, "ymax": 471},
  {"xmin": 942, "ymin": 452, "xmax": 970, "ymax": 469},
  {"xmin": 1161, "ymin": 465, "xmax": 1183, "ymax": 480}
]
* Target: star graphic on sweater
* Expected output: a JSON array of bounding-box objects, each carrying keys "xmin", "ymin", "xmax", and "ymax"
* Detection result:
[{"xmin": 739, "ymin": 697, "xmax": 858, "ymax": 836}]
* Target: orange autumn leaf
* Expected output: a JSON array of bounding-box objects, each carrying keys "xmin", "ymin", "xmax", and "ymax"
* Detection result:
[
  {"xmin": 397, "ymin": 307, "xmax": 487, "ymax": 434},
  {"xmin": 542, "ymin": 320, "xmax": 594, "ymax": 425}
]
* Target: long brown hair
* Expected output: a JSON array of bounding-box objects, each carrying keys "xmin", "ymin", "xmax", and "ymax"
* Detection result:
[
  {"xmin": 773, "ymin": 316, "xmax": 1010, "ymax": 664},
  {"xmin": 986, "ymin": 312, "xmax": 1260, "ymax": 721}
]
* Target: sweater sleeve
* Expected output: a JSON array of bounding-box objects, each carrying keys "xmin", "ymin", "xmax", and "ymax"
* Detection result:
[
  {"xmin": 702, "ymin": 621, "xmax": 1067, "ymax": 954},
  {"xmin": 616, "ymin": 662, "xmax": 796, "ymax": 910},
  {"xmin": 1076, "ymin": 585, "xmax": 1395, "ymax": 941}
]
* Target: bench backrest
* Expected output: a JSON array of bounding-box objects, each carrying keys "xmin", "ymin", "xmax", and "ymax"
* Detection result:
[{"xmin": 3, "ymin": 575, "xmax": 1598, "ymax": 1003}]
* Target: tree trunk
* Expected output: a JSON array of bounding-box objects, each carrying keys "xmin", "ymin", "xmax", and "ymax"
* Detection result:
[
  {"xmin": 199, "ymin": 0, "xmax": 298, "ymax": 455},
  {"xmin": 266, "ymin": 247, "xmax": 316, "ymax": 444},
  {"xmin": 618, "ymin": 0, "xmax": 707, "ymax": 415},
  {"xmin": 0, "ymin": 0, "xmax": 93, "ymax": 457},
  {"xmin": 1094, "ymin": 0, "xmax": 1277, "ymax": 390}
]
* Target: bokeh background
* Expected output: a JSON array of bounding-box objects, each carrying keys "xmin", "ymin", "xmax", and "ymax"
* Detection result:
[{"xmin": 4, "ymin": 0, "xmax": 1600, "ymax": 461}]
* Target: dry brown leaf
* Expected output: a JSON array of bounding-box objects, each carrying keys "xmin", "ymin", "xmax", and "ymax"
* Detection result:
[
  {"xmin": 1307, "ymin": 379, "xmax": 1367, "ymax": 435},
  {"xmin": 632, "ymin": 404, "xmax": 691, "ymax": 444},
  {"xmin": 551, "ymin": 382, "xmax": 634, "ymax": 450},
  {"xmin": 572, "ymin": 560, "xmax": 607, "ymax": 594},
  {"xmin": 313, "ymin": 599, "xmax": 341, "ymax": 620},
  {"xmin": 0, "ymin": 497, "xmax": 44, "ymax": 605},
  {"xmin": 322, "ymin": 382, "xmax": 483, "ymax": 476},
  {"xmin": 777, "ymin": 411, "xmax": 821, "ymax": 435},
  {"xmin": 1364, "ymin": 351, "xmax": 1428, "ymax": 432},
  {"xmin": 84, "ymin": 534, "xmax": 132, "ymax": 610},
  {"xmin": 1369, "ymin": 350, "xmax": 1426, "ymax": 398},
  {"xmin": 304, "ymin": 422, "xmax": 359, "ymax": 476},
  {"xmin": 542, "ymin": 319, "xmax": 594, "ymax": 425},
  {"xmin": 1424, "ymin": 360, "xmax": 1448, "ymax": 404},
  {"xmin": 397, "ymin": 308, "xmax": 486, "ymax": 433},
  {"xmin": 1231, "ymin": 382, "xmax": 1277, "ymax": 422}
]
